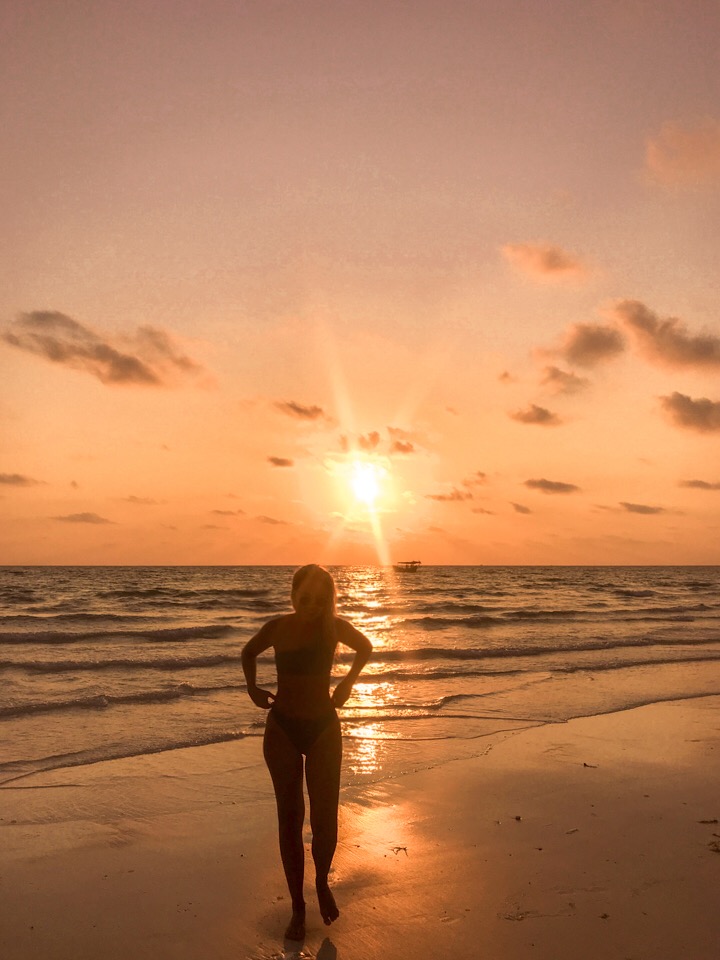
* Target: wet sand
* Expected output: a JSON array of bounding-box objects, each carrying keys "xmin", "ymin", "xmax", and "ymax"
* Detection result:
[{"xmin": 2, "ymin": 696, "xmax": 719, "ymax": 960}]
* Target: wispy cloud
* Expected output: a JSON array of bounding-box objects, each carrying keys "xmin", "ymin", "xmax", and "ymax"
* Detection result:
[
  {"xmin": 358, "ymin": 431, "xmax": 381, "ymax": 451},
  {"xmin": 524, "ymin": 478, "xmax": 580, "ymax": 494},
  {"xmin": 52, "ymin": 512, "xmax": 114, "ymax": 524},
  {"xmin": 509, "ymin": 404, "xmax": 562, "ymax": 426},
  {"xmin": 471, "ymin": 506, "xmax": 495, "ymax": 515},
  {"xmin": 0, "ymin": 472, "xmax": 43, "ymax": 486},
  {"xmin": 660, "ymin": 392, "xmax": 720, "ymax": 433},
  {"xmin": 645, "ymin": 117, "xmax": 720, "ymax": 187},
  {"xmin": 612, "ymin": 300, "xmax": 720, "ymax": 369},
  {"xmin": 679, "ymin": 479, "xmax": 720, "ymax": 490},
  {"xmin": 122, "ymin": 495, "xmax": 164, "ymax": 505},
  {"xmin": 387, "ymin": 426, "xmax": 423, "ymax": 454},
  {"xmin": 541, "ymin": 365, "xmax": 589, "ymax": 395},
  {"xmin": 425, "ymin": 487, "xmax": 473, "ymax": 502},
  {"xmin": 511, "ymin": 502, "xmax": 532, "ymax": 514},
  {"xmin": 619, "ymin": 502, "xmax": 666, "ymax": 515},
  {"xmin": 268, "ymin": 456, "xmax": 294, "ymax": 467},
  {"xmin": 274, "ymin": 400, "xmax": 328, "ymax": 421},
  {"xmin": 549, "ymin": 322, "xmax": 625, "ymax": 368},
  {"xmin": 501, "ymin": 242, "xmax": 588, "ymax": 281},
  {"xmin": 256, "ymin": 515, "xmax": 290, "ymax": 525},
  {"xmin": 2, "ymin": 312, "xmax": 204, "ymax": 387},
  {"xmin": 462, "ymin": 471, "xmax": 487, "ymax": 488},
  {"xmin": 390, "ymin": 440, "xmax": 415, "ymax": 454},
  {"xmin": 387, "ymin": 426, "xmax": 415, "ymax": 442},
  {"xmin": 211, "ymin": 508, "xmax": 245, "ymax": 516}
]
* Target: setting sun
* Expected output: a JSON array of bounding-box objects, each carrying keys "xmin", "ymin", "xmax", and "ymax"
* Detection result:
[{"xmin": 351, "ymin": 461, "xmax": 382, "ymax": 507}]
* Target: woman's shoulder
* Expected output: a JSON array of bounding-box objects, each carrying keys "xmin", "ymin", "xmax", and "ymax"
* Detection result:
[
  {"xmin": 332, "ymin": 616, "xmax": 363, "ymax": 639},
  {"xmin": 258, "ymin": 614, "xmax": 293, "ymax": 640}
]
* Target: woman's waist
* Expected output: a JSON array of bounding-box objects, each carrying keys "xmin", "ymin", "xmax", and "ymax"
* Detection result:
[{"xmin": 273, "ymin": 684, "xmax": 333, "ymax": 717}]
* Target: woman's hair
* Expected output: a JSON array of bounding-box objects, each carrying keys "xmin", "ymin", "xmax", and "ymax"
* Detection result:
[{"xmin": 291, "ymin": 564, "xmax": 336, "ymax": 615}]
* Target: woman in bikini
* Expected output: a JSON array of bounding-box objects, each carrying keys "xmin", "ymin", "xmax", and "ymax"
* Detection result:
[{"xmin": 241, "ymin": 564, "xmax": 373, "ymax": 941}]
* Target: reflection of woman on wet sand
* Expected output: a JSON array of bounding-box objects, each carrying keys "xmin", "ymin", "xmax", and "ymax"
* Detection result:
[{"xmin": 241, "ymin": 564, "xmax": 372, "ymax": 942}]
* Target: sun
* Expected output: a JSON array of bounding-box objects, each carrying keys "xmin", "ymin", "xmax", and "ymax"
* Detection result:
[{"xmin": 351, "ymin": 460, "xmax": 382, "ymax": 507}]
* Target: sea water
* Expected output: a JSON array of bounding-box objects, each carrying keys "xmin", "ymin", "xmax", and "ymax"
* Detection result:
[{"xmin": 2, "ymin": 565, "xmax": 720, "ymax": 789}]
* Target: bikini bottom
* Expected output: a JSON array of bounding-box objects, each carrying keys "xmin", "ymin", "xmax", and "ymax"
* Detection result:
[{"xmin": 268, "ymin": 705, "xmax": 340, "ymax": 755}]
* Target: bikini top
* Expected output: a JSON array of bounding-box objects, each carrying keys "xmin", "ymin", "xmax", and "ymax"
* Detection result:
[{"xmin": 274, "ymin": 624, "xmax": 336, "ymax": 678}]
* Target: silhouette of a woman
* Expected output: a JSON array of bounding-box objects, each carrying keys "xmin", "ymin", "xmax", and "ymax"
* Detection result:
[{"xmin": 241, "ymin": 564, "xmax": 372, "ymax": 941}]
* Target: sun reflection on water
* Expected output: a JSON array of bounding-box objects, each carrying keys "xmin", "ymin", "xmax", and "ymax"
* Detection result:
[
  {"xmin": 335, "ymin": 568, "xmax": 413, "ymax": 777},
  {"xmin": 350, "ymin": 680, "xmax": 396, "ymax": 709},
  {"xmin": 337, "ymin": 566, "xmax": 407, "ymax": 652},
  {"xmin": 341, "ymin": 682, "xmax": 404, "ymax": 776},
  {"xmin": 344, "ymin": 723, "xmax": 384, "ymax": 776}
]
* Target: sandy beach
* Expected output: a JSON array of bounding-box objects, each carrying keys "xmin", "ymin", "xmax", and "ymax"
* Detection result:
[{"xmin": 2, "ymin": 695, "xmax": 718, "ymax": 960}]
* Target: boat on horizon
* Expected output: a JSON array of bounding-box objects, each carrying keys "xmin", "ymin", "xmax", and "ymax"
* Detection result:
[{"xmin": 393, "ymin": 560, "xmax": 422, "ymax": 572}]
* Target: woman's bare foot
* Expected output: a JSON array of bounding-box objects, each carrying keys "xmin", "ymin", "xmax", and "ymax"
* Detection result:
[
  {"xmin": 284, "ymin": 907, "xmax": 306, "ymax": 942},
  {"xmin": 316, "ymin": 880, "xmax": 339, "ymax": 925}
]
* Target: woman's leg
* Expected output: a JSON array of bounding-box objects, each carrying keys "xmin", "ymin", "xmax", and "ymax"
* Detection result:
[
  {"xmin": 304, "ymin": 714, "xmax": 342, "ymax": 924},
  {"xmin": 263, "ymin": 713, "xmax": 306, "ymax": 938}
]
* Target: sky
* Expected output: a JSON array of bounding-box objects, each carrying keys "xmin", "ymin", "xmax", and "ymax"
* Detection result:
[{"xmin": 2, "ymin": 0, "xmax": 720, "ymax": 565}]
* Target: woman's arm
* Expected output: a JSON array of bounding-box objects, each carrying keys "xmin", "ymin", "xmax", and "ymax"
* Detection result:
[
  {"xmin": 331, "ymin": 620, "xmax": 373, "ymax": 708},
  {"xmin": 241, "ymin": 621, "xmax": 278, "ymax": 709}
]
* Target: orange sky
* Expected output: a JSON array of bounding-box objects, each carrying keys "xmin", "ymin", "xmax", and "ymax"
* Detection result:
[{"xmin": 2, "ymin": 0, "xmax": 720, "ymax": 565}]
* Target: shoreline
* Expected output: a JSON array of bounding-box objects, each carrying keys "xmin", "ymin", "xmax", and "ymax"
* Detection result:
[{"xmin": 2, "ymin": 694, "xmax": 719, "ymax": 958}]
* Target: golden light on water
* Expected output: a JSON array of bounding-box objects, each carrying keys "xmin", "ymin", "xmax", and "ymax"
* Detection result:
[
  {"xmin": 345, "ymin": 723, "xmax": 383, "ymax": 776},
  {"xmin": 339, "ymin": 570, "xmax": 401, "ymax": 652},
  {"xmin": 343, "ymin": 680, "xmax": 399, "ymax": 777},
  {"xmin": 351, "ymin": 680, "xmax": 395, "ymax": 707}
]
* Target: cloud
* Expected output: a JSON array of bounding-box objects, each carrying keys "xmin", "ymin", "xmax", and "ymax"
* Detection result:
[
  {"xmin": 0, "ymin": 473, "xmax": 43, "ymax": 486},
  {"xmin": 612, "ymin": 300, "xmax": 720, "ymax": 369},
  {"xmin": 511, "ymin": 502, "xmax": 532, "ymax": 514},
  {"xmin": 498, "ymin": 370, "xmax": 515, "ymax": 383},
  {"xmin": 211, "ymin": 508, "xmax": 245, "ymax": 516},
  {"xmin": 390, "ymin": 440, "xmax": 415, "ymax": 454},
  {"xmin": 462, "ymin": 471, "xmax": 487, "ymax": 487},
  {"xmin": 2, "ymin": 311, "xmax": 204, "ymax": 387},
  {"xmin": 268, "ymin": 456, "xmax": 294, "ymax": 467},
  {"xmin": 551, "ymin": 322, "xmax": 625, "ymax": 368},
  {"xmin": 645, "ymin": 117, "xmax": 720, "ymax": 187},
  {"xmin": 388, "ymin": 426, "xmax": 427, "ymax": 444},
  {"xmin": 509, "ymin": 404, "xmax": 562, "ymax": 426},
  {"xmin": 541, "ymin": 365, "xmax": 589, "ymax": 395},
  {"xmin": 619, "ymin": 502, "xmax": 666, "ymax": 515},
  {"xmin": 122, "ymin": 495, "xmax": 163, "ymax": 505},
  {"xmin": 502, "ymin": 242, "xmax": 588, "ymax": 280},
  {"xmin": 388, "ymin": 427, "xmax": 423, "ymax": 453},
  {"xmin": 425, "ymin": 487, "xmax": 473, "ymax": 502},
  {"xmin": 524, "ymin": 478, "xmax": 580, "ymax": 494},
  {"xmin": 52, "ymin": 512, "xmax": 114, "ymax": 524},
  {"xmin": 256, "ymin": 515, "xmax": 290, "ymax": 525},
  {"xmin": 274, "ymin": 400, "xmax": 328, "ymax": 421},
  {"xmin": 679, "ymin": 479, "xmax": 720, "ymax": 490},
  {"xmin": 358, "ymin": 431, "xmax": 381, "ymax": 452},
  {"xmin": 471, "ymin": 506, "xmax": 495, "ymax": 515},
  {"xmin": 660, "ymin": 392, "xmax": 720, "ymax": 433}
]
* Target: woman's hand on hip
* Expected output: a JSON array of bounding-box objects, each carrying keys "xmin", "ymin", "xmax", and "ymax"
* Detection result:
[
  {"xmin": 331, "ymin": 676, "xmax": 354, "ymax": 708},
  {"xmin": 247, "ymin": 684, "xmax": 276, "ymax": 709}
]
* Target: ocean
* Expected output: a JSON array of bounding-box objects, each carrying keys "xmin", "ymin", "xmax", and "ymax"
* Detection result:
[{"xmin": 2, "ymin": 565, "xmax": 720, "ymax": 789}]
